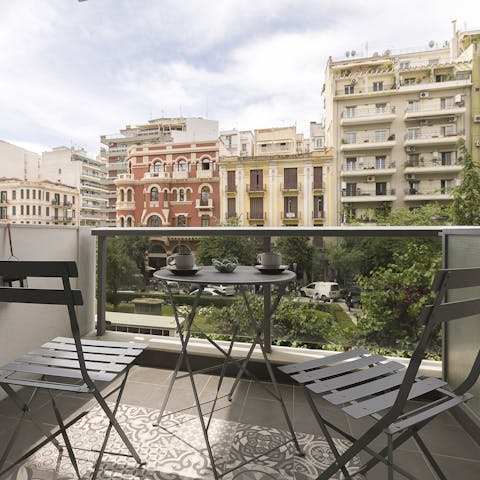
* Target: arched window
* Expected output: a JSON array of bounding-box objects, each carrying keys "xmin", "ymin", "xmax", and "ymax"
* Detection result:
[
  {"xmin": 153, "ymin": 162, "xmax": 163, "ymax": 173},
  {"xmin": 127, "ymin": 189, "xmax": 133, "ymax": 202},
  {"xmin": 150, "ymin": 187, "xmax": 159, "ymax": 202},
  {"xmin": 164, "ymin": 190, "xmax": 169, "ymax": 202},
  {"xmin": 185, "ymin": 189, "xmax": 191, "ymax": 201},
  {"xmin": 178, "ymin": 159, "xmax": 187, "ymax": 172},
  {"xmin": 201, "ymin": 158, "xmax": 210, "ymax": 171},
  {"xmin": 147, "ymin": 215, "xmax": 161, "ymax": 227},
  {"xmin": 126, "ymin": 217, "xmax": 133, "ymax": 227},
  {"xmin": 200, "ymin": 186, "xmax": 210, "ymax": 206},
  {"xmin": 179, "ymin": 189, "xmax": 185, "ymax": 202},
  {"xmin": 119, "ymin": 189, "xmax": 125, "ymax": 202},
  {"xmin": 120, "ymin": 217, "xmax": 125, "ymax": 227},
  {"xmin": 171, "ymin": 190, "xmax": 178, "ymax": 202}
]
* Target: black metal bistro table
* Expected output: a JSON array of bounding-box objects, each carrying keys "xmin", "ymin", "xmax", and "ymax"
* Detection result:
[{"xmin": 153, "ymin": 265, "xmax": 303, "ymax": 479}]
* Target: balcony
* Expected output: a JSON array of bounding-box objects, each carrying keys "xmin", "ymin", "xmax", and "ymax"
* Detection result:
[
  {"xmin": 246, "ymin": 184, "xmax": 267, "ymax": 196},
  {"xmin": 1, "ymin": 225, "xmax": 479, "ymax": 480},
  {"xmin": 143, "ymin": 171, "xmax": 171, "ymax": 180},
  {"xmin": 404, "ymin": 157, "xmax": 463, "ymax": 174},
  {"xmin": 246, "ymin": 211, "xmax": 266, "ymax": 222},
  {"xmin": 281, "ymin": 183, "xmax": 301, "ymax": 195},
  {"xmin": 116, "ymin": 201, "xmax": 136, "ymax": 211},
  {"xmin": 341, "ymin": 136, "xmax": 396, "ymax": 152},
  {"xmin": 312, "ymin": 211, "xmax": 325, "ymax": 225},
  {"xmin": 404, "ymin": 188, "xmax": 455, "ymax": 201},
  {"xmin": 404, "ymin": 131, "xmax": 464, "ymax": 147},
  {"xmin": 281, "ymin": 210, "xmax": 301, "ymax": 224},
  {"xmin": 196, "ymin": 168, "xmax": 213, "ymax": 179},
  {"xmin": 341, "ymin": 161, "xmax": 396, "ymax": 177},
  {"xmin": 172, "ymin": 170, "xmax": 189, "ymax": 180},
  {"xmin": 225, "ymin": 185, "xmax": 237, "ymax": 196},
  {"xmin": 341, "ymin": 188, "xmax": 396, "ymax": 202},
  {"xmin": 195, "ymin": 198, "xmax": 214, "ymax": 210},
  {"xmin": 404, "ymin": 104, "xmax": 466, "ymax": 121},
  {"xmin": 341, "ymin": 106, "xmax": 396, "ymax": 126},
  {"xmin": 116, "ymin": 173, "xmax": 133, "ymax": 181}
]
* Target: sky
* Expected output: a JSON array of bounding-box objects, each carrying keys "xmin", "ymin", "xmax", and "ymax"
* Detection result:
[{"xmin": 0, "ymin": 0, "xmax": 476, "ymax": 157}]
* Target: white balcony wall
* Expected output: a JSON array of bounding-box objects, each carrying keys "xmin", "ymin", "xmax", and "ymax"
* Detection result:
[{"xmin": 0, "ymin": 225, "xmax": 95, "ymax": 399}]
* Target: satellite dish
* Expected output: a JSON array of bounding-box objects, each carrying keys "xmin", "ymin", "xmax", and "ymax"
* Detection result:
[
  {"xmin": 351, "ymin": 50, "xmax": 356, "ymax": 57},
  {"xmin": 428, "ymin": 40, "xmax": 435, "ymax": 48},
  {"xmin": 345, "ymin": 51, "xmax": 350, "ymax": 57}
]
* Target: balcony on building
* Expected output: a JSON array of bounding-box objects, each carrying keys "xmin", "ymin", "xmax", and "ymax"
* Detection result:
[
  {"xmin": 107, "ymin": 161, "xmax": 129, "ymax": 172},
  {"xmin": 116, "ymin": 201, "xmax": 136, "ymax": 211},
  {"xmin": 195, "ymin": 198, "xmax": 213, "ymax": 210},
  {"xmin": 340, "ymin": 105, "xmax": 396, "ymax": 126},
  {"xmin": 172, "ymin": 170, "xmax": 189, "ymax": 180},
  {"xmin": 246, "ymin": 184, "xmax": 267, "ymax": 196},
  {"xmin": 280, "ymin": 182, "xmax": 300, "ymax": 195},
  {"xmin": 312, "ymin": 210, "xmax": 324, "ymax": 225},
  {"xmin": 1, "ymin": 224, "xmax": 479, "ymax": 480},
  {"xmin": 341, "ymin": 158, "xmax": 396, "ymax": 177},
  {"xmin": 246, "ymin": 211, "xmax": 266, "ymax": 222},
  {"xmin": 225, "ymin": 185, "xmax": 237, "ymax": 196},
  {"xmin": 398, "ymin": 67, "xmax": 472, "ymax": 93},
  {"xmin": 340, "ymin": 133, "xmax": 396, "ymax": 151},
  {"xmin": 144, "ymin": 171, "xmax": 171, "ymax": 180},
  {"xmin": 403, "ymin": 100, "xmax": 466, "ymax": 121},
  {"xmin": 281, "ymin": 210, "xmax": 300, "ymax": 225},
  {"xmin": 404, "ymin": 186, "xmax": 455, "ymax": 202},
  {"xmin": 341, "ymin": 186, "xmax": 396, "ymax": 202},
  {"xmin": 404, "ymin": 154, "xmax": 463, "ymax": 174},
  {"xmin": 196, "ymin": 168, "xmax": 213, "ymax": 179},
  {"xmin": 404, "ymin": 129, "xmax": 464, "ymax": 147},
  {"xmin": 116, "ymin": 173, "xmax": 133, "ymax": 181}
]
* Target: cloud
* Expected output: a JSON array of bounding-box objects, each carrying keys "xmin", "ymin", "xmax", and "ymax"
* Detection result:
[{"xmin": 0, "ymin": 0, "xmax": 476, "ymax": 155}]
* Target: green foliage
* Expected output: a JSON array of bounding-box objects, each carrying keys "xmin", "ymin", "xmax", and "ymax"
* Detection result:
[
  {"xmin": 106, "ymin": 237, "xmax": 142, "ymax": 308},
  {"xmin": 196, "ymin": 217, "xmax": 258, "ymax": 266},
  {"xmin": 451, "ymin": 139, "xmax": 480, "ymax": 225},
  {"xmin": 276, "ymin": 237, "xmax": 314, "ymax": 278},
  {"xmin": 356, "ymin": 243, "xmax": 441, "ymax": 352}
]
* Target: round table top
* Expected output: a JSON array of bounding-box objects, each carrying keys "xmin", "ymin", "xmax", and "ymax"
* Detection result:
[{"xmin": 153, "ymin": 265, "xmax": 296, "ymax": 285}]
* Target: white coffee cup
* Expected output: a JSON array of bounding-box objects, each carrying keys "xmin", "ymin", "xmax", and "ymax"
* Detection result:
[
  {"xmin": 167, "ymin": 253, "xmax": 195, "ymax": 269},
  {"xmin": 257, "ymin": 252, "xmax": 281, "ymax": 268}
]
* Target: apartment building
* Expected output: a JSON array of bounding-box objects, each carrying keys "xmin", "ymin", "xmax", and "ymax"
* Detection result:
[
  {"xmin": 324, "ymin": 22, "xmax": 480, "ymax": 225},
  {"xmin": 219, "ymin": 126, "xmax": 334, "ymax": 226},
  {"xmin": 101, "ymin": 117, "xmax": 219, "ymax": 226},
  {"xmin": 42, "ymin": 147, "xmax": 109, "ymax": 226},
  {"xmin": 0, "ymin": 140, "xmax": 41, "ymax": 181},
  {"xmin": 0, "ymin": 178, "xmax": 78, "ymax": 226},
  {"xmin": 219, "ymin": 129, "xmax": 254, "ymax": 157}
]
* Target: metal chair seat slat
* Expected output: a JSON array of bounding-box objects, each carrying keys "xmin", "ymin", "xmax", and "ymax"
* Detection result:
[
  {"xmin": 342, "ymin": 377, "xmax": 447, "ymax": 419},
  {"xmin": 307, "ymin": 360, "xmax": 405, "ymax": 395},
  {"xmin": 292, "ymin": 354, "xmax": 387, "ymax": 384},
  {"xmin": 16, "ymin": 355, "xmax": 127, "ymax": 373},
  {"xmin": 30, "ymin": 347, "xmax": 135, "ymax": 365},
  {"xmin": 53, "ymin": 336, "xmax": 147, "ymax": 350},
  {"xmin": 0, "ymin": 375, "xmax": 90, "ymax": 393},
  {"xmin": 322, "ymin": 369, "xmax": 413, "ymax": 405},
  {"xmin": 2, "ymin": 362, "xmax": 117, "ymax": 382},
  {"xmin": 41, "ymin": 341, "xmax": 142, "ymax": 357},
  {"xmin": 278, "ymin": 348, "xmax": 370, "ymax": 375}
]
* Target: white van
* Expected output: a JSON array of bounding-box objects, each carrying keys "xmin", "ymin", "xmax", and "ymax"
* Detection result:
[{"xmin": 300, "ymin": 282, "xmax": 341, "ymax": 302}]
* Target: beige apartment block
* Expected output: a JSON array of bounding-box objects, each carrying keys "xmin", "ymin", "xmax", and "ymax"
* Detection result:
[
  {"xmin": 42, "ymin": 147, "xmax": 109, "ymax": 226},
  {"xmin": 0, "ymin": 178, "xmax": 78, "ymax": 226},
  {"xmin": 324, "ymin": 23, "xmax": 480, "ymax": 225},
  {"xmin": 219, "ymin": 126, "xmax": 333, "ymax": 227}
]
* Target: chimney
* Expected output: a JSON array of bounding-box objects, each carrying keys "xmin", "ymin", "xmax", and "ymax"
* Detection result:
[{"xmin": 451, "ymin": 19, "xmax": 458, "ymax": 59}]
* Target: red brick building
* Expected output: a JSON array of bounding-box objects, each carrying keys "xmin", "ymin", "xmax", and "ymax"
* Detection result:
[{"xmin": 115, "ymin": 141, "xmax": 220, "ymax": 228}]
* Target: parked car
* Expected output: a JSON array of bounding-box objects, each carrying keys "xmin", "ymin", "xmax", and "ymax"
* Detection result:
[
  {"xmin": 300, "ymin": 282, "xmax": 341, "ymax": 302},
  {"xmin": 189, "ymin": 287, "xmax": 222, "ymax": 296}
]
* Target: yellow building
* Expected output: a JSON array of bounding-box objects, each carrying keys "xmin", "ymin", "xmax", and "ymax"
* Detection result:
[{"xmin": 219, "ymin": 126, "xmax": 334, "ymax": 227}]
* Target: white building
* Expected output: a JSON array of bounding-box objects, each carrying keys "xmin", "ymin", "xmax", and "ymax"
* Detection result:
[
  {"xmin": 42, "ymin": 147, "xmax": 109, "ymax": 226},
  {"xmin": 0, "ymin": 140, "xmax": 40, "ymax": 181}
]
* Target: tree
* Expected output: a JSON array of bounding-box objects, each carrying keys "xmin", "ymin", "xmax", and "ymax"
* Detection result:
[
  {"xmin": 106, "ymin": 237, "xmax": 143, "ymax": 309},
  {"xmin": 451, "ymin": 138, "xmax": 480, "ymax": 225},
  {"xmin": 196, "ymin": 217, "xmax": 258, "ymax": 266},
  {"xmin": 276, "ymin": 237, "xmax": 314, "ymax": 280}
]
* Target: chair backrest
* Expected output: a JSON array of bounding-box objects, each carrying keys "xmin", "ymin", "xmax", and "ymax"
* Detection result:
[
  {"xmin": 391, "ymin": 266, "xmax": 480, "ymax": 416},
  {"xmin": 0, "ymin": 261, "xmax": 92, "ymax": 385}
]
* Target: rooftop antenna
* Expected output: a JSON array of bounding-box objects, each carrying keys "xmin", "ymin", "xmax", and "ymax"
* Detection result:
[{"xmin": 205, "ymin": 94, "xmax": 209, "ymax": 118}]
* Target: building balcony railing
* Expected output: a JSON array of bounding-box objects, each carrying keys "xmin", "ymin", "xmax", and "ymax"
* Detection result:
[
  {"xmin": 280, "ymin": 182, "xmax": 301, "ymax": 193},
  {"xmin": 107, "ymin": 161, "xmax": 129, "ymax": 171},
  {"xmin": 341, "ymin": 162, "xmax": 396, "ymax": 177},
  {"xmin": 144, "ymin": 171, "xmax": 171, "ymax": 180},
  {"xmin": 403, "ymin": 104, "xmax": 465, "ymax": 120},
  {"xmin": 246, "ymin": 184, "xmax": 267, "ymax": 194},
  {"xmin": 404, "ymin": 157, "xmax": 462, "ymax": 173},
  {"xmin": 117, "ymin": 173, "xmax": 133, "ymax": 181},
  {"xmin": 341, "ymin": 106, "xmax": 396, "ymax": 125},
  {"xmin": 404, "ymin": 130, "xmax": 464, "ymax": 146},
  {"xmin": 225, "ymin": 185, "xmax": 237, "ymax": 194},
  {"xmin": 195, "ymin": 198, "xmax": 213, "ymax": 209},
  {"xmin": 281, "ymin": 211, "xmax": 301, "ymax": 221},
  {"xmin": 312, "ymin": 211, "xmax": 325, "ymax": 224},
  {"xmin": 196, "ymin": 169, "xmax": 213, "ymax": 179},
  {"xmin": 116, "ymin": 201, "xmax": 136, "ymax": 211},
  {"xmin": 404, "ymin": 188, "xmax": 454, "ymax": 200},
  {"xmin": 246, "ymin": 211, "xmax": 266, "ymax": 221},
  {"xmin": 171, "ymin": 170, "xmax": 189, "ymax": 180},
  {"xmin": 341, "ymin": 136, "xmax": 396, "ymax": 151},
  {"xmin": 341, "ymin": 188, "xmax": 396, "ymax": 202},
  {"xmin": 225, "ymin": 212, "xmax": 237, "ymax": 220}
]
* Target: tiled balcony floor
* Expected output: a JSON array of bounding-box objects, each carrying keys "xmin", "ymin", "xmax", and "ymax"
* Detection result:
[{"xmin": 0, "ymin": 365, "xmax": 479, "ymax": 479}]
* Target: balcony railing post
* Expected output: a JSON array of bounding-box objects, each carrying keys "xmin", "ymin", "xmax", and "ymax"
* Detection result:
[
  {"xmin": 263, "ymin": 236, "xmax": 272, "ymax": 353},
  {"xmin": 97, "ymin": 234, "xmax": 107, "ymax": 336}
]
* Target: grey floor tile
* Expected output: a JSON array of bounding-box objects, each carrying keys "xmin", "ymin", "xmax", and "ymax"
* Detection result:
[
  {"xmin": 239, "ymin": 397, "xmax": 294, "ymax": 430},
  {"xmin": 128, "ymin": 365, "xmax": 174, "ymax": 386},
  {"xmin": 433, "ymin": 455, "xmax": 480, "ymax": 479}
]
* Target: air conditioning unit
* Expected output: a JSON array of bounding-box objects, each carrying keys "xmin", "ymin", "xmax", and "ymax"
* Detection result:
[
  {"xmin": 419, "ymin": 92, "xmax": 429, "ymax": 98},
  {"xmin": 473, "ymin": 115, "xmax": 480, "ymax": 123},
  {"xmin": 358, "ymin": 157, "xmax": 365, "ymax": 164},
  {"xmin": 366, "ymin": 175, "xmax": 375, "ymax": 182},
  {"xmin": 406, "ymin": 174, "xmax": 416, "ymax": 180},
  {"xmin": 406, "ymin": 146, "xmax": 416, "ymax": 153},
  {"xmin": 420, "ymin": 119, "xmax": 429, "ymax": 125},
  {"xmin": 476, "ymin": 140, "xmax": 480, "ymax": 148},
  {"xmin": 454, "ymin": 94, "xmax": 464, "ymax": 104},
  {"xmin": 432, "ymin": 151, "xmax": 439, "ymax": 159},
  {"xmin": 447, "ymin": 116, "xmax": 455, "ymax": 122}
]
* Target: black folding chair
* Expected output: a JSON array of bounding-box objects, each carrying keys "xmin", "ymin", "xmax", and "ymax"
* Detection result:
[
  {"xmin": 0, "ymin": 261, "xmax": 147, "ymax": 479},
  {"xmin": 279, "ymin": 266, "xmax": 480, "ymax": 480}
]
